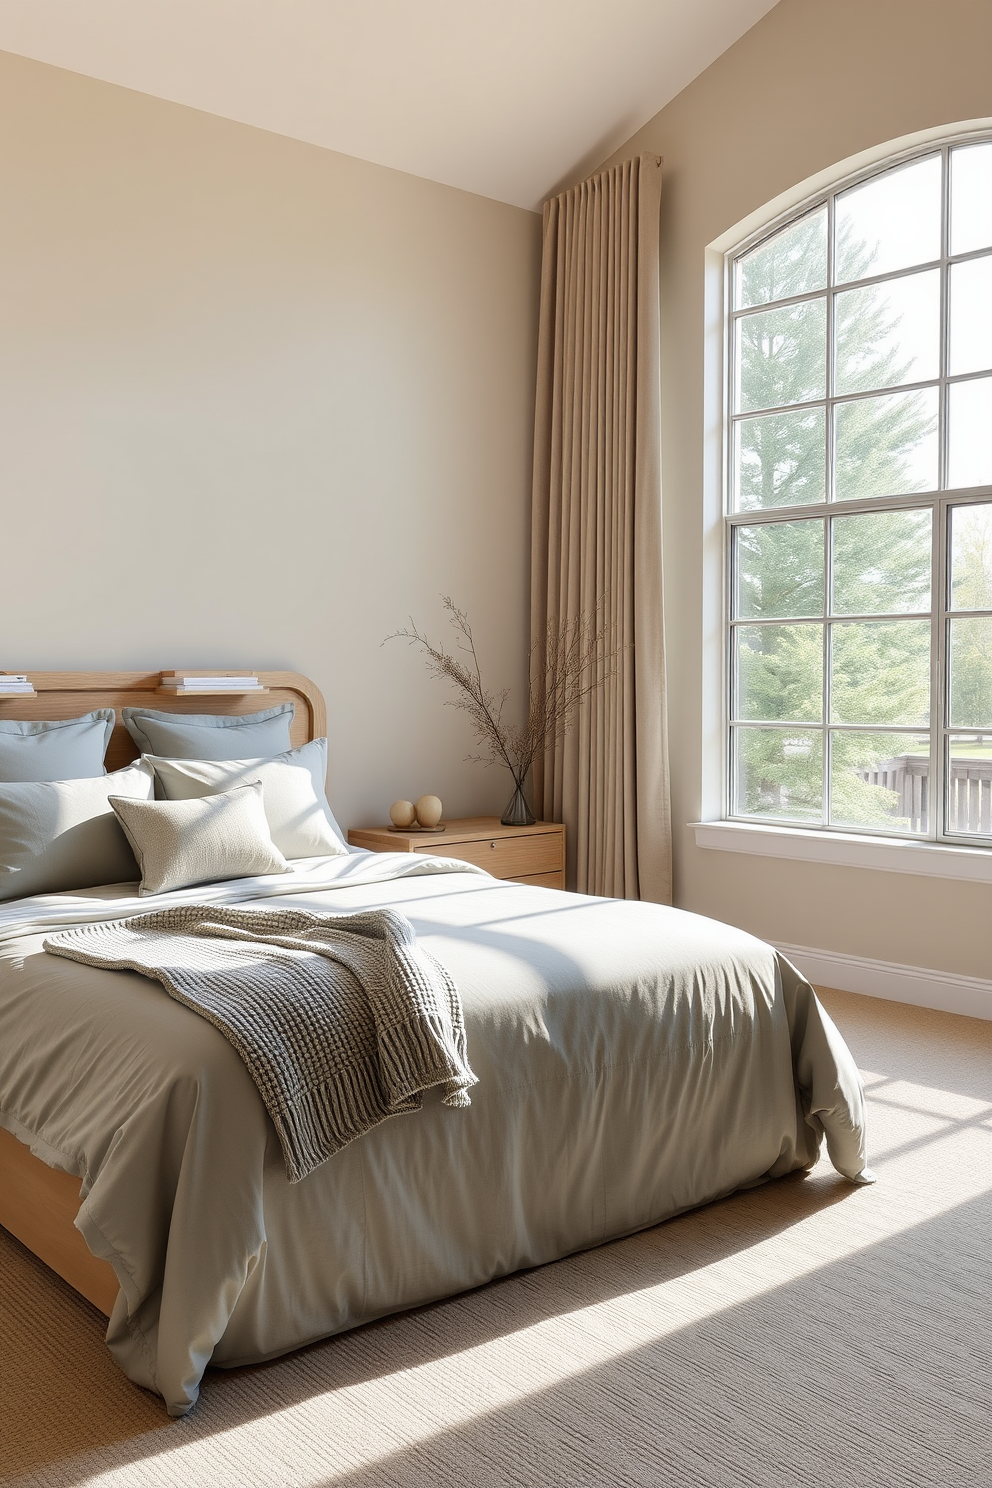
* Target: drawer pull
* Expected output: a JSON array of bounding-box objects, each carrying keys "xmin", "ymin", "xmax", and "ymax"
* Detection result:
[{"xmin": 490, "ymin": 841, "xmax": 497, "ymax": 849}]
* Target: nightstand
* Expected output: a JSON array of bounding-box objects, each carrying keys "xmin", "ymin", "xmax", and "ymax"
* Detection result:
[{"xmin": 347, "ymin": 816, "xmax": 566, "ymax": 889}]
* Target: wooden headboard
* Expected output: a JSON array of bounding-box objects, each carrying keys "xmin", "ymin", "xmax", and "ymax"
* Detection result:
[{"xmin": 0, "ymin": 672, "xmax": 327, "ymax": 771}]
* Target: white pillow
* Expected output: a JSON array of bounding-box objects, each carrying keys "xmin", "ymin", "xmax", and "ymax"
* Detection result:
[
  {"xmin": 147, "ymin": 739, "xmax": 348, "ymax": 860},
  {"xmin": 109, "ymin": 781, "xmax": 291, "ymax": 896},
  {"xmin": 0, "ymin": 761, "xmax": 154, "ymax": 901}
]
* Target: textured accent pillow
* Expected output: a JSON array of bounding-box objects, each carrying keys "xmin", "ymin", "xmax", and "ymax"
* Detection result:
[
  {"xmin": 0, "ymin": 761, "xmax": 154, "ymax": 901},
  {"xmin": 0, "ymin": 710, "xmax": 115, "ymax": 782},
  {"xmin": 122, "ymin": 703, "xmax": 294, "ymax": 761},
  {"xmin": 147, "ymin": 739, "xmax": 348, "ymax": 859},
  {"xmin": 110, "ymin": 781, "xmax": 291, "ymax": 896}
]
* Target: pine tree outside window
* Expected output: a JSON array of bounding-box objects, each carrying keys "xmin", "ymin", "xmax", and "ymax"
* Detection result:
[{"xmin": 727, "ymin": 136, "xmax": 992, "ymax": 842}]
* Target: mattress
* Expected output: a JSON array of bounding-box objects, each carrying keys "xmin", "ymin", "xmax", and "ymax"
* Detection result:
[{"xmin": 0, "ymin": 852, "xmax": 869, "ymax": 1415}]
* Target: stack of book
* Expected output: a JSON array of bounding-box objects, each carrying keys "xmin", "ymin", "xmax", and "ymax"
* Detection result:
[
  {"xmin": 158, "ymin": 673, "xmax": 265, "ymax": 694},
  {"xmin": 0, "ymin": 674, "xmax": 35, "ymax": 696}
]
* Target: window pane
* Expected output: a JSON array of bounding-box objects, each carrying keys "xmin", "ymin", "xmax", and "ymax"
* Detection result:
[
  {"xmin": 835, "ymin": 155, "xmax": 941, "ymax": 283},
  {"xmin": 833, "ymin": 387, "xmax": 938, "ymax": 501},
  {"xmin": 834, "ymin": 270, "xmax": 940, "ymax": 396},
  {"xmin": 735, "ymin": 520, "xmax": 823, "ymax": 619},
  {"xmin": 948, "ymin": 377, "xmax": 992, "ymax": 489},
  {"xmin": 736, "ymin": 207, "xmax": 828, "ymax": 310},
  {"xmin": 735, "ymin": 299, "xmax": 826, "ymax": 413},
  {"xmin": 830, "ymin": 731, "xmax": 929, "ymax": 832},
  {"xmin": 733, "ymin": 727, "xmax": 822, "ymax": 822},
  {"xmin": 735, "ymin": 624, "xmax": 823, "ymax": 722},
  {"xmin": 946, "ymin": 734, "xmax": 992, "ymax": 834},
  {"xmin": 950, "ymin": 142, "xmax": 992, "ymax": 256},
  {"xmin": 726, "ymin": 141, "xmax": 992, "ymax": 845},
  {"xmin": 949, "ymin": 256, "xmax": 992, "ymax": 376},
  {"xmin": 831, "ymin": 620, "xmax": 930, "ymax": 725},
  {"xmin": 733, "ymin": 407, "xmax": 826, "ymax": 510},
  {"xmin": 948, "ymin": 618, "xmax": 992, "ymax": 727},
  {"xmin": 831, "ymin": 509, "xmax": 931, "ymax": 614},
  {"xmin": 950, "ymin": 503, "xmax": 992, "ymax": 611}
]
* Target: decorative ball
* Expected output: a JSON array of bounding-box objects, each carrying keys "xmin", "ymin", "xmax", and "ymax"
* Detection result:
[
  {"xmin": 415, "ymin": 794, "xmax": 443, "ymax": 829},
  {"xmin": 390, "ymin": 799, "xmax": 417, "ymax": 828}
]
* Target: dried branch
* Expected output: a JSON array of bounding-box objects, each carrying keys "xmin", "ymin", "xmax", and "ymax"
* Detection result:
[{"xmin": 385, "ymin": 596, "xmax": 622, "ymax": 789}]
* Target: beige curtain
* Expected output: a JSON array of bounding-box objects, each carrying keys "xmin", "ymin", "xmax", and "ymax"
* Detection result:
[{"xmin": 530, "ymin": 154, "xmax": 671, "ymax": 902}]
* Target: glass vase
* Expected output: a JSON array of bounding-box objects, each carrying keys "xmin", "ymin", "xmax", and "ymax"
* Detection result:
[{"xmin": 501, "ymin": 779, "xmax": 536, "ymax": 827}]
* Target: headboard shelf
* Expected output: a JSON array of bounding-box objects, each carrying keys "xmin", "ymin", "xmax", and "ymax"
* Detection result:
[
  {"xmin": 0, "ymin": 674, "xmax": 37, "ymax": 700},
  {"xmin": 154, "ymin": 687, "xmax": 272, "ymax": 697},
  {"xmin": 156, "ymin": 670, "xmax": 270, "ymax": 698},
  {"xmin": 1, "ymin": 671, "xmax": 326, "ymax": 772}
]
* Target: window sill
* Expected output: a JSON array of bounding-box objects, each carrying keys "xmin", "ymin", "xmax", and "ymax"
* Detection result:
[{"xmin": 692, "ymin": 820, "xmax": 992, "ymax": 883}]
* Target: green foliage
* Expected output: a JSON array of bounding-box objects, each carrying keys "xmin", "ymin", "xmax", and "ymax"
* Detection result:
[
  {"xmin": 735, "ymin": 728, "xmax": 821, "ymax": 821},
  {"xmin": 831, "ymin": 510, "xmax": 931, "ymax": 614},
  {"xmin": 737, "ymin": 207, "xmax": 827, "ymax": 309},
  {"xmin": 737, "ymin": 520, "xmax": 823, "ymax": 617},
  {"xmin": 831, "ymin": 771, "xmax": 907, "ymax": 828},
  {"xmin": 950, "ymin": 618, "xmax": 992, "ymax": 728},
  {"xmin": 733, "ymin": 216, "xmax": 948, "ymax": 828},
  {"xmin": 737, "ymin": 625, "xmax": 821, "ymax": 722},
  {"xmin": 830, "ymin": 732, "xmax": 925, "ymax": 828},
  {"xmin": 831, "ymin": 621, "xmax": 930, "ymax": 726},
  {"xmin": 834, "ymin": 392, "xmax": 935, "ymax": 502},
  {"xmin": 949, "ymin": 507, "xmax": 992, "ymax": 728},
  {"xmin": 952, "ymin": 506, "xmax": 992, "ymax": 610}
]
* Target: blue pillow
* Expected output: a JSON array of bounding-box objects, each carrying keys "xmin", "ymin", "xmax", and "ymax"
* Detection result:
[
  {"xmin": 0, "ymin": 710, "xmax": 115, "ymax": 782},
  {"xmin": 0, "ymin": 760, "xmax": 154, "ymax": 900},
  {"xmin": 122, "ymin": 702, "xmax": 294, "ymax": 761}
]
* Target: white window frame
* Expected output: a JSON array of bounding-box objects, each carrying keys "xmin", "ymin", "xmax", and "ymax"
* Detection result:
[{"xmin": 695, "ymin": 122, "xmax": 992, "ymax": 882}]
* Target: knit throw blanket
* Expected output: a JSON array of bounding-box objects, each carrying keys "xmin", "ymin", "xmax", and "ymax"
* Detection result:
[{"xmin": 44, "ymin": 905, "xmax": 477, "ymax": 1182}]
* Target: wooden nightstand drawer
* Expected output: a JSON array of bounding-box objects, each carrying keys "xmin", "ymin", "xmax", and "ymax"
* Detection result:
[
  {"xmin": 418, "ymin": 831, "xmax": 562, "ymax": 880},
  {"xmin": 514, "ymin": 870, "xmax": 566, "ymax": 889},
  {"xmin": 347, "ymin": 817, "xmax": 566, "ymax": 888}
]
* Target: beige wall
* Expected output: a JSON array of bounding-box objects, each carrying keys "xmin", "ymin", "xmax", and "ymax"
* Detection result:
[
  {"xmin": 597, "ymin": 0, "xmax": 992, "ymax": 977},
  {"xmin": 0, "ymin": 51, "xmax": 541, "ymax": 832}
]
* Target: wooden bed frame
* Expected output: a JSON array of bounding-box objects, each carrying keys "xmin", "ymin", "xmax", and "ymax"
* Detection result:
[{"xmin": 0, "ymin": 669, "xmax": 326, "ymax": 1315}]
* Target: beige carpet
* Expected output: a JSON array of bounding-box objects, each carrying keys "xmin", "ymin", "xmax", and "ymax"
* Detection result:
[{"xmin": 2, "ymin": 989, "xmax": 990, "ymax": 1488}]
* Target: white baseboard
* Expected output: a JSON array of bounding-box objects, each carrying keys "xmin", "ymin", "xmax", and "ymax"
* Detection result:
[{"xmin": 776, "ymin": 941, "xmax": 992, "ymax": 1021}]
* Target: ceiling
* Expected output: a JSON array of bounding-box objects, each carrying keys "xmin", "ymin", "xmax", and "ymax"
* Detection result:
[{"xmin": 0, "ymin": 0, "xmax": 778, "ymax": 209}]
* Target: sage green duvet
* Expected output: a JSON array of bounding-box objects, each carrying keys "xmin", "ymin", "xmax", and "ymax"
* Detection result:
[{"xmin": 0, "ymin": 853, "xmax": 869, "ymax": 1416}]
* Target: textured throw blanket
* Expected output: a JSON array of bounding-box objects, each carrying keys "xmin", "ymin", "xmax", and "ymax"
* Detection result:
[{"xmin": 45, "ymin": 905, "xmax": 477, "ymax": 1182}]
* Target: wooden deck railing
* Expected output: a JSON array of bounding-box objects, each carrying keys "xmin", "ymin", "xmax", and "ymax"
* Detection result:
[{"xmin": 858, "ymin": 752, "xmax": 992, "ymax": 834}]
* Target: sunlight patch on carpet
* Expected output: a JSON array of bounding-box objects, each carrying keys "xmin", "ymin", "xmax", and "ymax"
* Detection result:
[{"xmin": 67, "ymin": 1101, "xmax": 992, "ymax": 1488}]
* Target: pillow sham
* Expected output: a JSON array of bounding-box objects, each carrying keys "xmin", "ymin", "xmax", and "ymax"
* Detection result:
[
  {"xmin": 0, "ymin": 760, "xmax": 154, "ymax": 901},
  {"xmin": 147, "ymin": 739, "xmax": 348, "ymax": 859},
  {"xmin": 110, "ymin": 781, "xmax": 291, "ymax": 896},
  {"xmin": 122, "ymin": 702, "xmax": 294, "ymax": 761},
  {"xmin": 0, "ymin": 710, "xmax": 115, "ymax": 782}
]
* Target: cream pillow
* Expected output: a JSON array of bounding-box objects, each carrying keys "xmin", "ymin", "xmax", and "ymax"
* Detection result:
[
  {"xmin": 147, "ymin": 739, "xmax": 348, "ymax": 859},
  {"xmin": 109, "ymin": 781, "xmax": 291, "ymax": 896}
]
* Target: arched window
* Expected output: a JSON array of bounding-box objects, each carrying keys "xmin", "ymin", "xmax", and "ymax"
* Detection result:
[{"xmin": 726, "ymin": 135, "xmax": 992, "ymax": 842}]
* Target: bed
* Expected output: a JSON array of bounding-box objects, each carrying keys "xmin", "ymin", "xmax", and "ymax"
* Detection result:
[{"xmin": 0, "ymin": 672, "xmax": 870, "ymax": 1417}]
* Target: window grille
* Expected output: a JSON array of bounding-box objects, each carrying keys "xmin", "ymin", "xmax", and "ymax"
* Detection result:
[{"xmin": 726, "ymin": 136, "xmax": 992, "ymax": 842}]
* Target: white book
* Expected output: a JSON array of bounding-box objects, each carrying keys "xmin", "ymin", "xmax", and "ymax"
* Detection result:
[
  {"xmin": 0, "ymin": 683, "xmax": 35, "ymax": 693},
  {"xmin": 0, "ymin": 676, "xmax": 29, "ymax": 684},
  {"xmin": 160, "ymin": 677, "xmax": 261, "ymax": 689}
]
